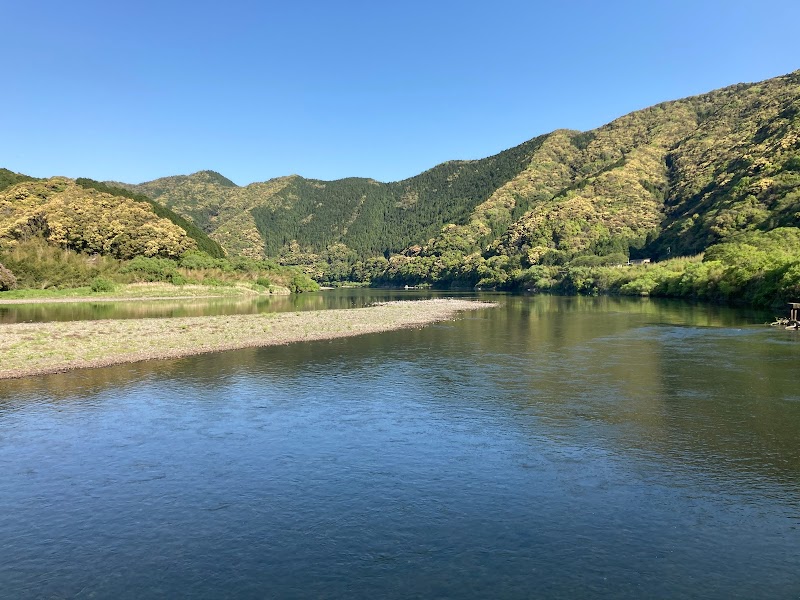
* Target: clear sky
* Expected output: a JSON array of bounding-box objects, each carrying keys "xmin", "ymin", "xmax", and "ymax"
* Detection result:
[{"xmin": 2, "ymin": 0, "xmax": 798, "ymax": 185}]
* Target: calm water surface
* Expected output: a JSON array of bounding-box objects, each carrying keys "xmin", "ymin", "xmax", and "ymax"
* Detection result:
[
  {"xmin": 0, "ymin": 289, "xmax": 454, "ymax": 323},
  {"xmin": 1, "ymin": 295, "xmax": 798, "ymax": 598}
]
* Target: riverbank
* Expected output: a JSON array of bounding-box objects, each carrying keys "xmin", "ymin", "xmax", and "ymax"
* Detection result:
[
  {"xmin": 0, "ymin": 282, "xmax": 291, "ymax": 304},
  {"xmin": 0, "ymin": 299, "xmax": 495, "ymax": 379}
]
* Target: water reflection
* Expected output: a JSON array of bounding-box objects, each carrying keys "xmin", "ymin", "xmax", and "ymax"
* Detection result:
[
  {"xmin": 0, "ymin": 288, "xmax": 471, "ymax": 323},
  {"xmin": 1, "ymin": 295, "xmax": 798, "ymax": 598}
]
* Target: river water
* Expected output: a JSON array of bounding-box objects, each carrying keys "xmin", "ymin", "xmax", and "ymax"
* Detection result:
[{"xmin": 1, "ymin": 293, "xmax": 798, "ymax": 598}]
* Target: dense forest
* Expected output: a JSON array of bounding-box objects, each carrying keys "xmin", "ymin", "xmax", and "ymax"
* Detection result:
[
  {"xmin": 119, "ymin": 135, "xmax": 548, "ymax": 260},
  {"xmin": 2, "ymin": 69, "xmax": 799, "ymax": 305}
]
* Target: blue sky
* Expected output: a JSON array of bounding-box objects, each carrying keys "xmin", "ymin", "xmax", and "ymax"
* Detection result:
[{"xmin": 2, "ymin": 0, "xmax": 798, "ymax": 185}]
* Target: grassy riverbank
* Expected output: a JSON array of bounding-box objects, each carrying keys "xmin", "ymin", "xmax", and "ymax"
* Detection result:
[{"xmin": 0, "ymin": 299, "xmax": 495, "ymax": 379}]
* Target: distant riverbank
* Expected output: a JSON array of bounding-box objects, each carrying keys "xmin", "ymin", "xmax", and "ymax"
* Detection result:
[{"xmin": 0, "ymin": 299, "xmax": 495, "ymax": 379}]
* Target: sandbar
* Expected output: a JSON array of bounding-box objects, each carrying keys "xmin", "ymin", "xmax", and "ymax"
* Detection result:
[{"xmin": 0, "ymin": 299, "xmax": 495, "ymax": 380}]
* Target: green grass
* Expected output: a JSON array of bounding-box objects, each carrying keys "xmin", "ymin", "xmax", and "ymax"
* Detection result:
[
  {"xmin": 0, "ymin": 282, "xmax": 290, "ymax": 303},
  {"xmin": 0, "ymin": 287, "xmax": 95, "ymax": 300}
]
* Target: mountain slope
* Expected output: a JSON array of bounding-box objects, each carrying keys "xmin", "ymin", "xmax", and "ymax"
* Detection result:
[
  {"xmin": 75, "ymin": 178, "xmax": 225, "ymax": 257},
  {"xmin": 0, "ymin": 177, "xmax": 196, "ymax": 258},
  {"xmin": 0, "ymin": 168, "xmax": 37, "ymax": 191},
  {"xmin": 386, "ymin": 71, "xmax": 800, "ymax": 287},
  {"xmin": 122, "ymin": 136, "xmax": 551, "ymax": 259},
  {"xmin": 650, "ymin": 73, "xmax": 800, "ymax": 256},
  {"xmin": 107, "ymin": 69, "xmax": 800, "ymax": 291},
  {"xmin": 117, "ymin": 171, "xmax": 296, "ymax": 259}
]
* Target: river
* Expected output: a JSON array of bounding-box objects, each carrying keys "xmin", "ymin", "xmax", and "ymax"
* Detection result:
[{"xmin": 0, "ymin": 293, "xmax": 798, "ymax": 598}]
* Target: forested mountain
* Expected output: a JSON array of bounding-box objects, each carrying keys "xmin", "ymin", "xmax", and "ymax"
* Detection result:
[
  {"xmin": 3, "ymin": 69, "xmax": 799, "ymax": 304},
  {"xmin": 119, "ymin": 136, "xmax": 548, "ymax": 261},
  {"xmin": 118, "ymin": 70, "xmax": 800, "ymax": 296},
  {"xmin": 388, "ymin": 73, "xmax": 800, "ymax": 286}
]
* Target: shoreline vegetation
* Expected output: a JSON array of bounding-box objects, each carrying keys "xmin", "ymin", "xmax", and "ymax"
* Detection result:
[{"xmin": 0, "ymin": 299, "xmax": 495, "ymax": 380}]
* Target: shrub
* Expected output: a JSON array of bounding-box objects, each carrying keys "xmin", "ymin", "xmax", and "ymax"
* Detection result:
[
  {"xmin": 256, "ymin": 276, "xmax": 272, "ymax": 288},
  {"xmin": 570, "ymin": 252, "xmax": 628, "ymax": 267},
  {"xmin": 179, "ymin": 250, "xmax": 219, "ymax": 270},
  {"xmin": 0, "ymin": 240, "xmax": 118, "ymax": 289},
  {"xmin": 90, "ymin": 277, "xmax": 115, "ymax": 293},
  {"xmin": 620, "ymin": 276, "xmax": 659, "ymax": 296},
  {"xmin": 121, "ymin": 256, "xmax": 179, "ymax": 282},
  {"xmin": 288, "ymin": 273, "xmax": 320, "ymax": 293}
]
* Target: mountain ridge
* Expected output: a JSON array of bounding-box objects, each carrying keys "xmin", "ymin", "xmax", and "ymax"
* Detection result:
[
  {"xmin": 3, "ymin": 69, "xmax": 799, "ymax": 301},
  {"xmin": 119, "ymin": 73, "xmax": 791, "ymax": 276}
]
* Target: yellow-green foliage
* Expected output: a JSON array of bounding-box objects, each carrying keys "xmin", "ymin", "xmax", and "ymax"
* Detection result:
[
  {"xmin": 22, "ymin": 70, "xmax": 795, "ymax": 303},
  {"xmin": 656, "ymin": 72, "xmax": 800, "ymax": 254},
  {"xmin": 0, "ymin": 178, "xmax": 195, "ymax": 259},
  {"xmin": 379, "ymin": 69, "xmax": 800, "ymax": 298},
  {"xmin": 494, "ymin": 97, "xmax": 704, "ymax": 263},
  {"xmin": 380, "ymin": 91, "xmax": 711, "ymax": 284},
  {"xmin": 420, "ymin": 130, "xmax": 586, "ymax": 254},
  {"xmin": 125, "ymin": 134, "xmax": 548, "ymax": 266},
  {"xmin": 545, "ymin": 228, "xmax": 800, "ymax": 306},
  {"xmin": 124, "ymin": 171, "xmax": 295, "ymax": 259},
  {"xmin": 0, "ymin": 239, "xmax": 317, "ymax": 292}
]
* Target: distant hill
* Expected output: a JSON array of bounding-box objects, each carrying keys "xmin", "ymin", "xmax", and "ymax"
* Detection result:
[{"xmin": 120, "ymin": 138, "xmax": 548, "ymax": 260}]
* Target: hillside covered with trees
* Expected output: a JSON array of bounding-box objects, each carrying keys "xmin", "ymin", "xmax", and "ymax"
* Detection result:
[
  {"xmin": 0, "ymin": 173, "xmax": 316, "ymax": 292},
  {"xmin": 0, "ymin": 177, "xmax": 196, "ymax": 259},
  {"xmin": 2, "ymin": 69, "xmax": 799, "ymax": 306},
  {"xmin": 111, "ymin": 70, "xmax": 800, "ymax": 305}
]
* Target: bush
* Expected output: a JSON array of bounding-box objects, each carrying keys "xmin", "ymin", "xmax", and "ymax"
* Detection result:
[
  {"xmin": 90, "ymin": 277, "xmax": 115, "ymax": 293},
  {"xmin": 179, "ymin": 250, "xmax": 219, "ymax": 270},
  {"xmin": 516, "ymin": 265, "xmax": 560, "ymax": 291},
  {"xmin": 288, "ymin": 273, "xmax": 320, "ymax": 293},
  {"xmin": 121, "ymin": 256, "xmax": 179, "ymax": 282},
  {"xmin": 570, "ymin": 253, "xmax": 628, "ymax": 267},
  {"xmin": 0, "ymin": 262, "xmax": 17, "ymax": 291},
  {"xmin": 256, "ymin": 276, "xmax": 272, "ymax": 288},
  {"xmin": 620, "ymin": 276, "xmax": 659, "ymax": 296}
]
